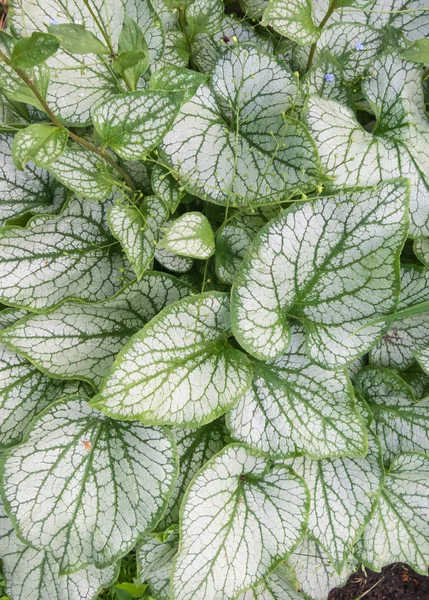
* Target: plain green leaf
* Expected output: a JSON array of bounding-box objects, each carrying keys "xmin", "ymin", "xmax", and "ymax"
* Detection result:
[
  {"xmin": 47, "ymin": 23, "xmax": 109, "ymax": 55},
  {"xmin": 10, "ymin": 32, "xmax": 59, "ymax": 68},
  {"xmin": 116, "ymin": 15, "xmax": 150, "ymax": 90},
  {"xmin": 92, "ymin": 292, "xmax": 252, "ymax": 427},
  {"xmin": 1, "ymin": 397, "xmax": 178, "ymax": 574},
  {"xmin": 12, "ymin": 124, "xmax": 68, "ymax": 170},
  {"xmin": 401, "ymin": 38, "xmax": 429, "ymax": 63}
]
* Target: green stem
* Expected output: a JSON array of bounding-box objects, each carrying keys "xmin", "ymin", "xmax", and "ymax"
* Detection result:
[
  {"xmin": 81, "ymin": 0, "xmax": 115, "ymax": 55},
  {"xmin": 306, "ymin": 0, "xmax": 340, "ymax": 71},
  {"xmin": 0, "ymin": 50, "xmax": 136, "ymax": 192}
]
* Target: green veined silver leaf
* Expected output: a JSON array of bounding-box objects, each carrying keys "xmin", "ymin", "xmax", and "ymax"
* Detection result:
[
  {"xmin": 0, "ymin": 196, "xmax": 131, "ymax": 310},
  {"xmin": 92, "ymin": 91, "xmax": 181, "ymax": 161},
  {"xmin": 330, "ymin": 0, "xmax": 429, "ymax": 41},
  {"xmin": 286, "ymin": 432, "xmax": 383, "ymax": 573},
  {"xmin": 356, "ymin": 452, "xmax": 429, "ymax": 574},
  {"xmin": 108, "ymin": 196, "xmax": 169, "ymax": 280},
  {"xmin": 288, "ymin": 537, "xmax": 358, "ymax": 600},
  {"xmin": 0, "ymin": 272, "xmax": 191, "ymax": 388},
  {"xmin": 0, "ymin": 134, "xmax": 67, "ymax": 226},
  {"xmin": 124, "ymin": 0, "xmax": 166, "ymax": 64},
  {"xmin": 155, "ymin": 247, "xmax": 194, "ymax": 273},
  {"xmin": 172, "ymin": 443, "xmax": 309, "ymax": 600},
  {"xmin": 227, "ymin": 325, "xmax": 366, "ymax": 459},
  {"xmin": 190, "ymin": 14, "xmax": 273, "ymax": 73},
  {"xmin": 161, "ymin": 44, "xmax": 320, "ymax": 207},
  {"xmin": 262, "ymin": 0, "xmax": 320, "ymax": 45},
  {"xmin": 231, "ymin": 179, "xmax": 409, "ymax": 367},
  {"xmin": 370, "ymin": 265, "xmax": 429, "ymax": 370},
  {"xmin": 92, "ymin": 292, "xmax": 252, "ymax": 427},
  {"xmin": 186, "ymin": 0, "xmax": 224, "ymax": 38},
  {"xmin": 415, "ymin": 345, "xmax": 429, "ymax": 376},
  {"xmin": 215, "ymin": 207, "xmax": 280, "ymax": 285},
  {"xmin": 306, "ymin": 53, "xmax": 429, "ymax": 237},
  {"xmin": 401, "ymin": 369, "xmax": 429, "ymax": 399},
  {"xmin": 315, "ymin": 23, "xmax": 383, "ymax": 80},
  {"xmin": 1, "ymin": 397, "xmax": 178, "ymax": 574},
  {"xmin": 151, "ymin": 164, "xmax": 182, "ymax": 213},
  {"xmin": 0, "ymin": 499, "xmax": 118, "ymax": 600},
  {"xmin": 237, "ymin": 563, "xmax": 303, "ymax": 600},
  {"xmin": 356, "ymin": 365, "xmax": 429, "ymax": 462},
  {"xmin": 137, "ymin": 528, "xmax": 179, "ymax": 600},
  {"xmin": 158, "ymin": 419, "xmax": 229, "ymax": 531},
  {"xmin": 47, "ymin": 145, "xmax": 114, "ymax": 200},
  {"xmin": 158, "ymin": 212, "xmax": 215, "ymax": 259},
  {"xmin": 12, "ymin": 125, "xmax": 68, "ymax": 170},
  {"xmin": 302, "ymin": 52, "xmax": 351, "ymax": 105},
  {"xmin": 157, "ymin": 29, "xmax": 188, "ymax": 69}
]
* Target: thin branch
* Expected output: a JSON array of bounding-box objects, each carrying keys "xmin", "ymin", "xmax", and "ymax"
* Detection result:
[
  {"xmin": 0, "ymin": 50, "xmax": 136, "ymax": 192},
  {"xmin": 306, "ymin": 0, "xmax": 340, "ymax": 71}
]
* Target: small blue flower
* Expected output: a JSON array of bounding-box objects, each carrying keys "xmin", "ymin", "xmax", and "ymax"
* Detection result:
[
  {"xmin": 324, "ymin": 73, "xmax": 335, "ymax": 83},
  {"xmin": 354, "ymin": 42, "xmax": 365, "ymax": 51},
  {"xmin": 49, "ymin": 18, "xmax": 59, "ymax": 25}
]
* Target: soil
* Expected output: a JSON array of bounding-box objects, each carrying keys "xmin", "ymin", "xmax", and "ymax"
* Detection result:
[{"xmin": 329, "ymin": 563, "xmax": 429, "ymax": 600}]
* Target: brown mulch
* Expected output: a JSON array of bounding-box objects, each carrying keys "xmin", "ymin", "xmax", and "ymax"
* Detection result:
[{"xmin": 329, "ymin": 564, "xmax": 429, "ymax": 600}]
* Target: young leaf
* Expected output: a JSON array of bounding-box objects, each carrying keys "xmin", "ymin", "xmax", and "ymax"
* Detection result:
[
  {"xmin": 0, "ymin": 273, "xmax": 191, "ymax": 388},
  {"xmin": 92, "ymin": 292, "xmax": 252, "ymax": 427},
  {"xmin": 92, "ymin": 91, "xmax": 181, "ymax": 160},
  {"xmin": 286, "ymin": 432, "xmax": 384, "ymax": 573},
  {"xmin": 47, "ymin": 145, "xmax": 114, "ymax": 200},
  {"xmin": 288, "ymin": 538, "xmax": 358, "ymax": 600},
  {"xmin": 10, "ymin": 32, "xmax": 59, "ymax": 68},
  {"xmin": 356, "ymin": 452, "xmax": 429, "ymax": 575},
  {"xmin": 231, "ymin": 179, "xmax": 409, "ymax": 367},
  {"xmin": 0, "ymin": 196, "xmax": 131, "ymax": 310},
  {"xmin": 0, "ymin": 500, "xmax": 118, "ymax": 600},
  {"xmin": 0, "ymin": 134, "xmax": 66, "ymax": 225},
  {"xmin": 401, "ymin": 38, "xmax": 429, "ymax": 63},
  {"xmin": 116, "ymin": 15, "xmax": 150, "ymax": 90},
  {"xmin": 356, "ymin": 366, "xmax": 429, "ymax": 462},
  {"xmin": 161, "ymin": 44, "xmax": 320, "ymax": 207},
  {"xmin": 306, "ymin": 53, "xmax": 429, "ymax": 237},
  {"xmin": 262, "ymin": 0, "xmax": 320, "ymax": 45},
  {"xmin": 47, "ymin": 23, "xmax": 109, "ymax": 55},
  {"xmin": 158, "ymin": 420, "xmax": 229, "ymax": 530},
  {"xmin": 227, "ymin": 325, "xmax": 367, "ymax": 459},
  {"xmin": 1, "ymin": 397, "xmax": 178, "ymax": 574},
  {"xmin": 151, "ymin": 164, "xmax": 182, "ymax": 213},
  {"xmin": 137, "ymin": 529, "xmax": 179, "ymax": 600},
  {"xmin": 172, "ymin": 444, "xmax": 309, "ymax": 600},
  {"xmin": 370, "ymin": 265, "xmax": 429, "ymax": 371},
  {"xmin": 186, "ymin": 0, "xmax": 224, "ymax": 38},
  {"xmin": 12, "ymin": 124, "xmax": 68, "ymax": 170},
  {"xmin": 149, "ymin": 65, "xmax": 207, "ymax": 102},
  {"xmin": 108, "ymin": 196, "xmax": 169, "ymax": 280},
  {"xmin": 158, "ymin": 212, "xmax": 215, "ymax": 259}
]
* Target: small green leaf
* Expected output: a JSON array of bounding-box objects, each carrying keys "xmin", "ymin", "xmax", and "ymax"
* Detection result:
[
  {"xmin": 47, "ymin": 23, "xmax": 109, "ymax": 55},
  {"xmin": 92, "ymin": 91, "xmax": 181, "ymax": 160},
  {"xmin": 10, "ymin": 32, "xmax": 59, "ymax": 68},
  {"xmin": 158, "ymin": 212, "xmax": 215, "ymax": 259},
  {"xmin": 12, "ymin": 124, "xmax": 68, "ymax": 170},
  {"xmin": 92, "ymin": 292, "xmax": 252, "ymax": 427},
  {"xmin": 116, "ymin": 16, "xmax": 150, "ymax": 89},
  {"xmin": 400, "ymin": 38, "xmax": 429, "ymax": 64},
  {"xmin": 113, "ymin": 50, "xmax": 148, "ymax": 74}
]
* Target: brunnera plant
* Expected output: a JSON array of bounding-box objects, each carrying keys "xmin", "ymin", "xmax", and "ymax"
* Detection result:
[{"xmin": 0, "ymin": 1, "xmax": 429, "ymax": 599}]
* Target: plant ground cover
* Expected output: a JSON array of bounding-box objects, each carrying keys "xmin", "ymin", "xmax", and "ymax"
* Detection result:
[{"xmin": 1, "ymin": 0, "xmax": 429, "ymax": 600}]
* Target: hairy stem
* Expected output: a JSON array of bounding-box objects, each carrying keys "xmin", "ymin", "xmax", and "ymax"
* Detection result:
[
  {"xmin": 306, "ymin": 0, "xmax": 340, "ymax": 71},
  {"xmin": 0, "ymin": 50, "xmax": 136, "ymax": 192}
]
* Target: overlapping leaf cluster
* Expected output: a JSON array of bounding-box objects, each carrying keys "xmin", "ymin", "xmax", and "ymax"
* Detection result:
[{"xmin": 0, "ymin": 1, "xmax": 429, "ymax": 599}]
